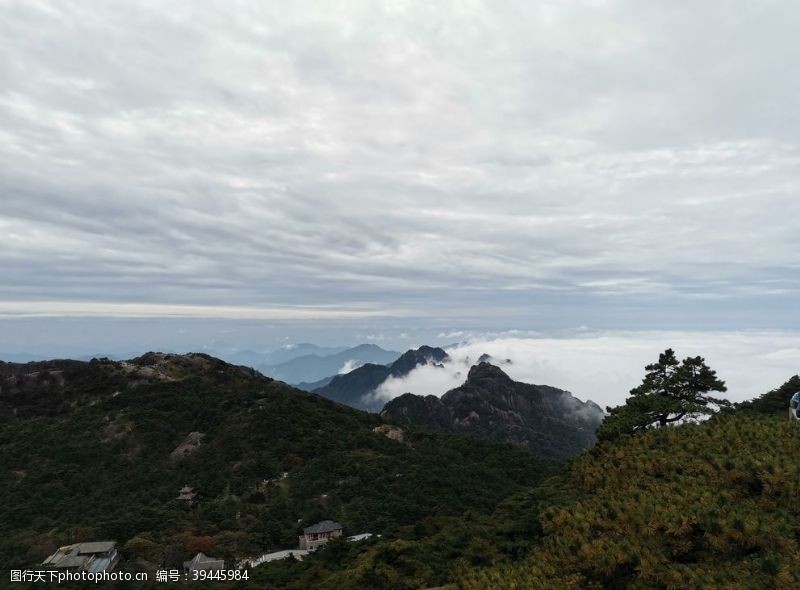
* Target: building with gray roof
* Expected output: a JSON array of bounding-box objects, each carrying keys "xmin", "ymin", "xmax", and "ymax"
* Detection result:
[
  {"xmin": 298, "ymin": 520, "xmax": 343, "ymax": 550},
  {"xmin": 41, "ymin": 541, "xmax": 119, "ymax": 573}
]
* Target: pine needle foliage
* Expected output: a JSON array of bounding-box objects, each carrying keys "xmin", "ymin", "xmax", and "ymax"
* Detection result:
[
  {"xmin": 461, "ymin": 412, "xmax": 800, "ymax": 589},
  {"xmin": 597, "ymin": 349, "xmax": 729, "ymax": 442},
  {"xmin": 737, "ymin": 375, "xmax": 800, "ymax": 416}
]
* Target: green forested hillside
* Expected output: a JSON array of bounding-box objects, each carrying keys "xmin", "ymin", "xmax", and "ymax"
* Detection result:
[
  {"xmin": 461, "ymin": 409, "xmax": 800, "ymax": 589},
  {"xmin": 6, "ymin": 352, "xmax": 799, "ymax": 590},
  {"xmin": 0, "ymin": 353, "xmax": 555, "ymax": 588}
]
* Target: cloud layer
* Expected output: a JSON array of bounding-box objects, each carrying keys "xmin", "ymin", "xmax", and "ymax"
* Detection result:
[
  {"xmin": 2, "ymin": 1, "xmax": 800, "ymax": 330},
  {"xmin": 373, "ymin": 331, "xmax": 800, "ymax": 408}
]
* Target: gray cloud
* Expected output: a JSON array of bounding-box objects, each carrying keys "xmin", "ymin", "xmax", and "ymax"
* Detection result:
[{"xmin": 1, "ymin": 1, "xmax": 800, "ymax": 335}]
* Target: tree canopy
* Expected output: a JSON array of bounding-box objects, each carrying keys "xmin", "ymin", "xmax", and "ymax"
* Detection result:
[
  {"xmin": 597, "ymin": 349, "xmax": 729, "ymax": 442},
  {"xmin": 737, "ymin": 375, "xmax": 800, "ymax": 415}
]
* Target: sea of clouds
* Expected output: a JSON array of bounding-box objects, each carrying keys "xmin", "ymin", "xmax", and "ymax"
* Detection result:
[{"xmin": 371, "ymin": 331, "xmax": 800, "ymax": 409}]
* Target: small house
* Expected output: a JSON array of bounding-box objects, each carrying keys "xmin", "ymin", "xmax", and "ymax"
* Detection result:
[{"xmin": 298, "ymin": 520, "xmax": 343, "ymax": 550}]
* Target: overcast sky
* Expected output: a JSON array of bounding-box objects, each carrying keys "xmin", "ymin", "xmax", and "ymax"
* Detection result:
[{"xmin": 2, "ymin": 1, "xmax": 800, "ymax": 361}]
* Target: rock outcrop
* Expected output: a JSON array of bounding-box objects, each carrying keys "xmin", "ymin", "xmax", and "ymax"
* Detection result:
[{"xmin": 381, "ymin": 362, "xmax": 603, "ymax": 460}]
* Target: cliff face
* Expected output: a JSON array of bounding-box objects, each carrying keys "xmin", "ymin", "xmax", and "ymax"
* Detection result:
[
  {"xmin": 380, "ymin": 393, "xmax": 454, "ymax": 430},
  {"xmin": 381, "ymin": 362, "xmax": 604, "ymax": 460}
]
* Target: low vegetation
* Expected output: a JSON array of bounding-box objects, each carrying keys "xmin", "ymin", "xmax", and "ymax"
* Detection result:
[{"xmin": 461, "ymin": 409, "xmax": 800, "ymax": 589}]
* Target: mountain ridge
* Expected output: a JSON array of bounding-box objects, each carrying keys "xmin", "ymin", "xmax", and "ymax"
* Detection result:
[
  {"xmin": 313, "ymin": 345, "xmax": 449, "ymax": 409},
  {"xmin": 381, "ymin": 361, "xmax": 604, "ymax": 460},
  {"xmin": 261, "ymin": 344, "xmax": 400, "ymax": 384}
]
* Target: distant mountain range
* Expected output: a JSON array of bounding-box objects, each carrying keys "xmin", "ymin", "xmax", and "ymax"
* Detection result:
[
  {"xmin": 2, "ymin": 338, "xmax": 602, "ymax": 461},
  {"xmin": 3, "ymin": 340, "xmax": 603, "ymax": 463},
  {"xmin": 312, "ymin": 346, "xmax": 449, "ymax": 410},
  {"xmin": 381, "ymin": 362, "xmax": 604, "ymax": 460},
  {"xmin": 260, "ymin": 344, "xmax": 401, "ymax": 384},
  {"xmin": 218, "ymin": 343, "xmax": 350, "ymax": 369},
  {"xmin": 201, "ymin": 343, "xmax": 402, "ymax": 385},
  {"xmin": 0, "ymin": 343, "xmax": 403, "ymax": 388}
]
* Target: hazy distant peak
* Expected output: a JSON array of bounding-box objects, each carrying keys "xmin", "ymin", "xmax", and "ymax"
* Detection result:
[
  {"xmin": 390, "ymin": 346, "xmax": 449, "ymax": 376},
  {"xmin": 264, "ymin": 344, "xmax": 401, "ymax": 385},
  {"xmin": 313, "ymin": 345, "xmax": 449, "ymax": 411},
  {"xmin": 347, "ymin": 343, "xmax": 389, "ymax": 352}
]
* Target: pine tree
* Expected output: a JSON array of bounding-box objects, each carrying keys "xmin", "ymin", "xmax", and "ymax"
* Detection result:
[{"xmin": 597, "ymin": 349, "xmax": 729, "ymax": 442}]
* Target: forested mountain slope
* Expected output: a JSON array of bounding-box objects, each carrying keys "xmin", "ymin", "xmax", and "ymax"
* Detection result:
[
  {"xmin": 0, "ymin": 353, "xmax": 555, "ymax": 587},
  {"xmin": 461, "ymin": 408, "xmax": 800, "ymax": 589}
]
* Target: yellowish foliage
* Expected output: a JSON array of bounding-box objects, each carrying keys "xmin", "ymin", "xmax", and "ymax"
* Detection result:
[{"xmin": 460, "ymin": 414, "xmax": 800, "ymax": 589}]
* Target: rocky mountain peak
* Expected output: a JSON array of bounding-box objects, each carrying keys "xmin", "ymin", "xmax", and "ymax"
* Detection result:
[
  {"xmin": 465, "ymin": 362, "xmax": 514, "ymax": 385},
  {"xmin": 381, "ymin": 362, "xmax": 603, "ymax": 461},
  {"xmin": 390, "ymin": 346, "xmax": 449, "ymax": 376},
  {"xmin": 315, "ymin": 345, "xmax": 450, "ymax": 410}
]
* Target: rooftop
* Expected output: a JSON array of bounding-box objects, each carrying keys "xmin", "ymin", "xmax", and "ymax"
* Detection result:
[
  {"xmin": 42, "ymin": 541, "xmax": 118, "ymax": 570},
  {"xmin": 75, "ymin": 541, "xmax": 116, "ymax": 555},
  {"xmin": 184, "ymin": 552, "xmax": 224, "ymax": 571},
  {"xmin": 303, "ymin": 520, "xmax": 343, "ymax": 535}
]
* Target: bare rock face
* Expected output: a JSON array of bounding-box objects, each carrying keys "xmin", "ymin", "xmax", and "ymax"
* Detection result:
[
  {"xmin": 170, "ymin": 431, "xmax": 205, "ymax": 461},
  {"xmin": 372, "ymin": 424, "xmax": 405, "ymax": 443},
  {"xmin": 379, "ymin": 394, "xmax": 453, "ymax": 430},
  {"xmin": 101, "ymin": 415, "xmax": 133, "ymax": 443},
  {"xmin": 380, "ymin": 362, "xmax": 604, "ymax": 461}
]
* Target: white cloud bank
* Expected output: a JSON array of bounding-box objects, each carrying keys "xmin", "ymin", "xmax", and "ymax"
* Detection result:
[
  {"xmin": 373, "ymin": 331, "xmax": 800, "ymax": 409},
  {"xmin": 338, "ymin": 359, "xmax": 363, "ymax": 374}
]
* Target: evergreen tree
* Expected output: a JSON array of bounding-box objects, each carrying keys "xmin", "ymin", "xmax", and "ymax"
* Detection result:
[
  {"xmin": 737, "ymin": 374, "xmax": 800, "ymax": 415},
  {"xmin": 597, "ymin": 349, "xmax": 729, "ymax": 442}
]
